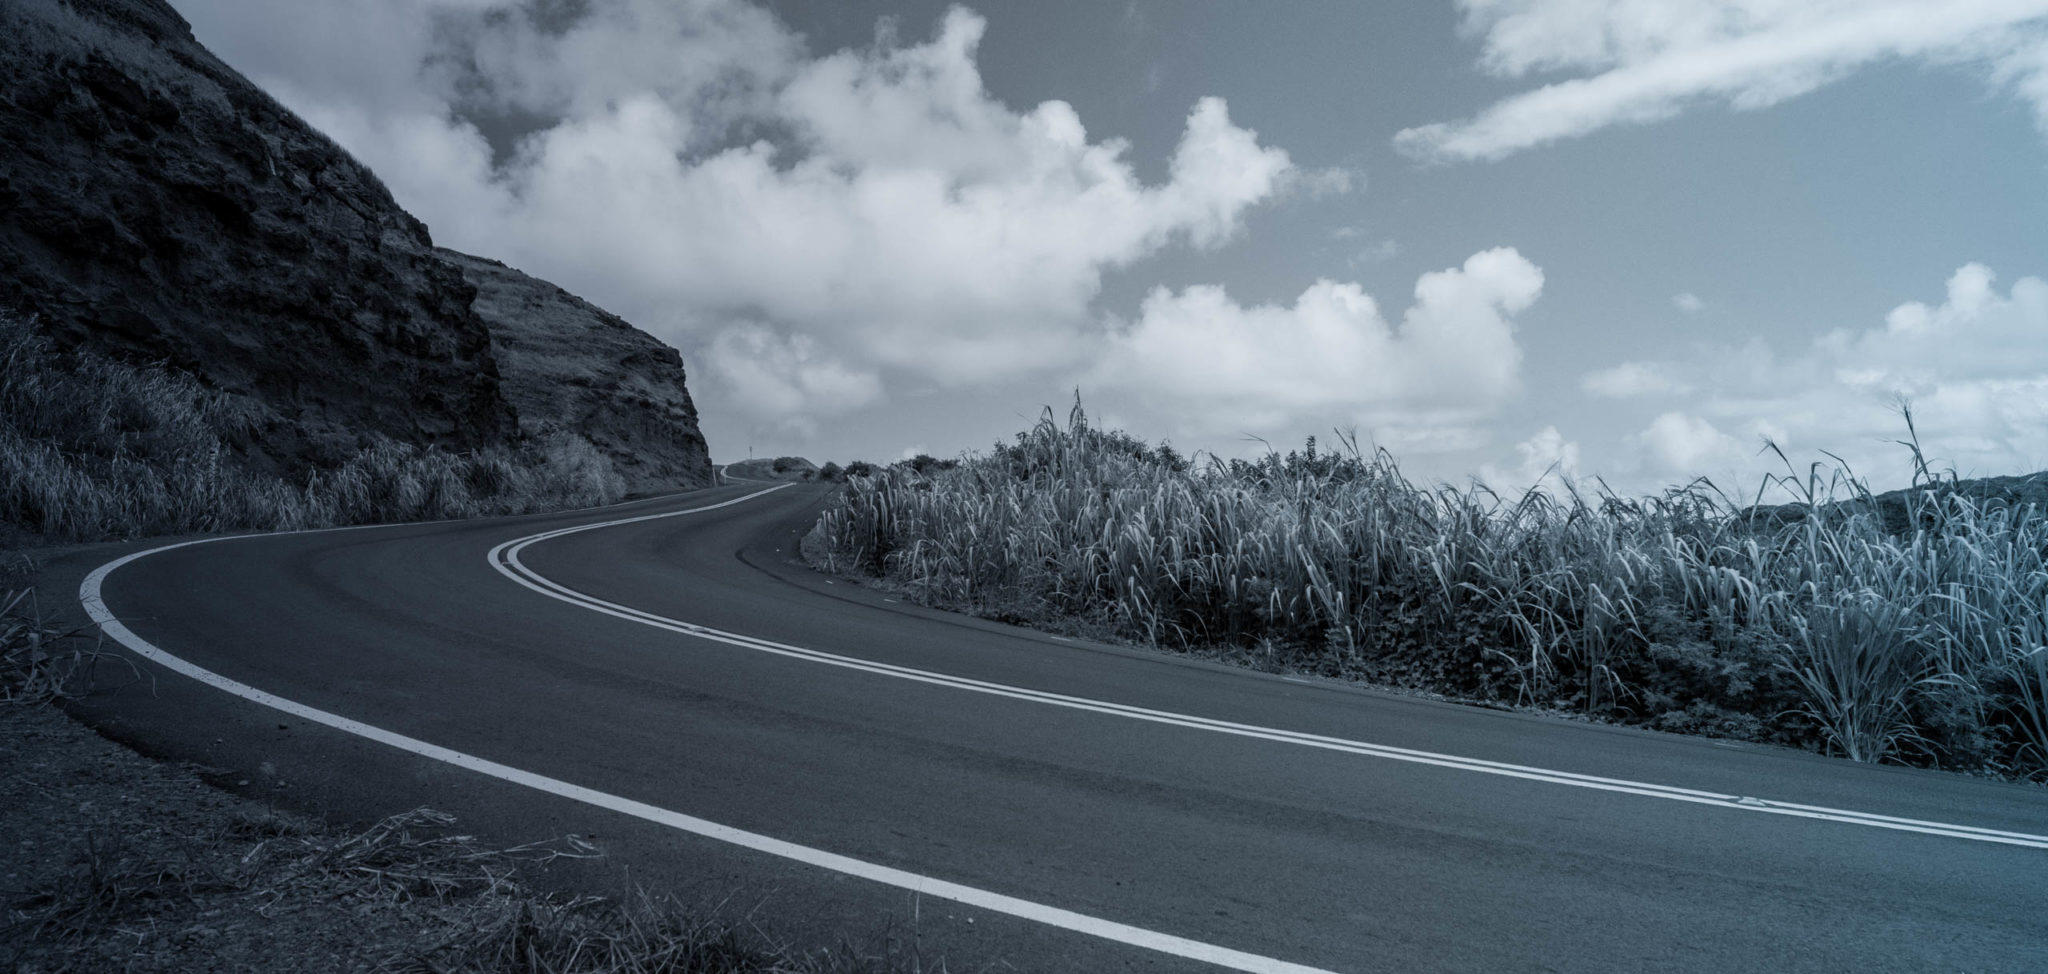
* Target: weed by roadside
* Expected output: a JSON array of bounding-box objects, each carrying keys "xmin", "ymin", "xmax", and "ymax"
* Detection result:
[
  {"xmin": 808, "ymin": 401, "xmax": 2048, "ymax": 780},
  {"xmin": 0, "ymin": 703, "xmax": 926, "ymax": 974},
  {"xmin": 0, "ymin": 581, "xmax": 929, "ymax": 973},
  {"xmin": 0, "ymin": 585, "xmax": 134, "ymax": 706},
  {"xmin": 0, "ymin": 312, "xmax": 625, "ymax": 544}
]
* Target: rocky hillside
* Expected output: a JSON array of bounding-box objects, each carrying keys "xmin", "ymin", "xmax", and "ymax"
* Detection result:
[
  {"xmin": 440, "ymin": 250, "xmax": 712, "ymax": 495},
  {"xmin": 0, "ymin": 0, "xmax": 709, "ymax": 494}
]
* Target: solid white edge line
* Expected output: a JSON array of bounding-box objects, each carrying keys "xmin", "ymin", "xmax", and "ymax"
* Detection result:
[
  {"xmin": 491, "ymin": 504, "xmax": 2048, "ymax": 852},
  {"xmin": 79, "ymin": 490, "xmax": 1338, "ymax": 974}
]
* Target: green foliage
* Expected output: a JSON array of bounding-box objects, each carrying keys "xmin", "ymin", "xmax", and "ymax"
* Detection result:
[
  {"xmin": 0, "ymin": 312, "xmax": 624, "ymax": 542},
  {"xmin": 901, "ymin": 453, "xmax": 959, "ymax": 475},
  {"xmin": 812, "ymin": 400, "xmax": 2048, "ymax": 777}
]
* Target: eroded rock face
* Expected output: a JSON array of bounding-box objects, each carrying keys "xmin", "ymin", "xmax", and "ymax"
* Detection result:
[
  {"xmin": 438, "ymin": 249, "xmax": 714, "ymax": 495},
  {"xmin": 0, "ymin": 0, "xmax": 513, "ymax": 473}
]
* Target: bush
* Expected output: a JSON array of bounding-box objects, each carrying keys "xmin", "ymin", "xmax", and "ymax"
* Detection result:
[
  {"xmin": 0, "ymin": 312, "xmax": 625, "ymax": 542},
  {"xmin": 810, "ymin": 400, "xmax": 2048, "ymax": 778}
]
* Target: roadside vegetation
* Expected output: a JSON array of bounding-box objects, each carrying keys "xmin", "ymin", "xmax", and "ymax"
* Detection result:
[
  {"xmin": 0, "ymin": 312, "xmax": 624, "ymax": 544},
  {"xmin": 808, "ymin": 402, "xmax": 2048, "ymax": 779},
  {"xmin": 724, "ymin": 456, "xmax": 824, "ymax": 482},
  {"xmin": 0, "ymin": 311, "xmax": 924, "ymax": 969}
]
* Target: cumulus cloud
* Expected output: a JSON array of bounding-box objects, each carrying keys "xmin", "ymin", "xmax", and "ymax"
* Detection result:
[
  {"xmin": 1480, "ymin": 425, "xmax": 1583, "ymax": 494},
  {"xmin": 175, "ymin": 1, "xmax": 1301, "ymax": 433},
  {"xmin": 1092, "ymin": 248, "xmax": 1544, "ymax": 443},
  {"xmin": 1673, "ymin": 292, "xmax": 1705, "ymax": 313},
  {"xmin": 1606, "ymin": 262, "xmax": 2048, "ymax": 488},
  {"xmin": 1824, "ymin": 263, "xmax": 2048, "ymax": 387},
  {"xmin": 1633, "ymin": 412, "xmax": 1751, "ymax": 473},
  {"xmin": 701, "ymin": 326, "xmax": 883, "ymax": 435},
  {"xmin": 1398, "ymin": 0, "xmax": 2048, "ymax": 162}
]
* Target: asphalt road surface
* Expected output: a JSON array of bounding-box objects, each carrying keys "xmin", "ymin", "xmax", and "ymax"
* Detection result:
[{"xmin": 50, "ymin": 478, "xmax": 2048, "ymax": 972}]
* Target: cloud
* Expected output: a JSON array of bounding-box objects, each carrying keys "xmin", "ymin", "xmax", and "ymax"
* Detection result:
[
  {"xmin": 1480, "ymin": 425, "xmax": 1583, "ymax": 494},
  {"xmin": 1601, "ymin": 262, "xmax": 2048, "ymax": 488},
  {"xmin": 1633, "ymin": 412, "xmax": 1751, "ymax": 473},
  {"xmin": 1348, "ymin": 238, "xmax": 1404, "ymax": 267},
  {"xmin": 1825, "ymin": 263, "xmax": 2048, "ymax": 387},
  {"xmin": 1397, "ymin": 0, "xmax": 2048, "ymax": 162},
  {"xmin": 1581, "ymin": 361, "xmax": 1687, "ymax": 398},
  {"xmin": 174, "ymin": 1, "xmax": 1300, "ymax": 433},
  {"xmin": 700, "ymin": 325, "xmax": 882, "ymax": 435},
  {"xmin": 1091, "ymin": 248, "xmax": 1544, "ymax": 443},
  {"xmin": 1673, "ymin": 292, "xmax": 1705, "ymax": 313},
  {"xmin": 1286, "ymin": 165, "xmax": 1365, "ymax": 198}
]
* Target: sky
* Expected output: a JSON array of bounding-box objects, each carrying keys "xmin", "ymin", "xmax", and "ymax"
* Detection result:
[{"xmin": 171, "ymin": 0, "xmax": 2048, "ymax": 496}]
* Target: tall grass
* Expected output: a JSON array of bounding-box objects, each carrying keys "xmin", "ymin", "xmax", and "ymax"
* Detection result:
[
  {"xmin": 0, "ymin": 312, "xmax": 625, "ymax": 542},
  {"xmin": 811, "ymin": 401, "xmax": 2048, "ymax": 777}
]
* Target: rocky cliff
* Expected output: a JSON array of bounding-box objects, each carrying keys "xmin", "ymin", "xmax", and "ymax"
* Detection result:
[
  {"xmin": 0, "ymin": 0, "xmax": 711, "ymax": 494},
  {"xmin": 0, "ymin": 0, "xmax": 517, "ymax": 473},
  {"xmin": 439, "ymin": 249, "xmax": 713, "ymax": 495}
]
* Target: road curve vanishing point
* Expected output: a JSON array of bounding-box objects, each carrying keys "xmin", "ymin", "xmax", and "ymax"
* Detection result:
[{"xmin": 78, "ymin": 481, "xmax": 2048, "ymax": 972}]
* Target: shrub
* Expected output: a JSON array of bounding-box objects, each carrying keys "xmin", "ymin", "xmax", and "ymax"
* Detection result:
[
  {"xmin": 810, "ymin": 400, "xmax": 2048, "ymax": 777},
  {"xmin": 0, "ymin": 312, "xmax": 625, "ymax": 541}
]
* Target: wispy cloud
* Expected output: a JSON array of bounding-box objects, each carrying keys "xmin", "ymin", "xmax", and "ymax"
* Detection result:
[
  {"xmin": 1398, "ymin": 0, "xmax": 2048, "ymax": 162},
  {"xmin": 1581, "ymin": 361, "xmax": 1688, "ymax": 398}
]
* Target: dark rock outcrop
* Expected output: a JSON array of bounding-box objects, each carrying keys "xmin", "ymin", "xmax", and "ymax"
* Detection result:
[
  {"xmin": 1, "ymin": 0, "xmax": 713, "ymax": 496},
  {"xmin": 0, "ymin": 0, "xmax": 511, "ymax": 473},
  {"xmin": 438, "ymin": 249, "xmax": 713, "ymax": 494}
]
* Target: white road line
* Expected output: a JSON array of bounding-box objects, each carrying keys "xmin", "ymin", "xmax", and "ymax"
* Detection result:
[
  {"xmin": 80, "ymin": 487, "xmax": 1338, "ymax": 974},
  {"xmin": 491, "ymin": 501, "xmax": 2048, "ymax": 852}
]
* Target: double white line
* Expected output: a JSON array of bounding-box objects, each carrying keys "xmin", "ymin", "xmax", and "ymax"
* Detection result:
[
  {"xmin": 82, "ymin": 483, "xmax": 2048, "ymax": 974},
  {"xmin": 492, "ymin": 488, "xmax": 2048, "ymax": 852},
  {"xmin": 83, "ymin": 486, "xmax": 1335, "ymax": 973}
]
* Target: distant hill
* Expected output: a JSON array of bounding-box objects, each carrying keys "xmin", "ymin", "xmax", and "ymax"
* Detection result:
[
  {"xmin": 723, "ymin": 457, "xmax": 820, "ymax": 483},
  {"xmin": 1742, "ymin": 471, "xmax": 2048, "ymax": 533},
  {"xmin": 0, "ymin": 0, "xmax": 709, "ymax": 494}
]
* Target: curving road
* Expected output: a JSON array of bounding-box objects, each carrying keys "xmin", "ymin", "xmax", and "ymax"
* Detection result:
[{"xmin": 49, "ymin": 479, "xmax": 2048, "ymax": 972}]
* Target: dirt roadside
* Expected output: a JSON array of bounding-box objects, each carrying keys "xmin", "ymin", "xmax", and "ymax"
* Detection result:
[{"xmin": 0, "ymin": 546, "xmax": 918, "ymax": 973}]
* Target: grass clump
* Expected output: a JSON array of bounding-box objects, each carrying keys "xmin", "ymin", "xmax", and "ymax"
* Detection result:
[
  {"xmin": 5, "ymin": 802, "xmax": 912, "ymax": 973},
  {"xmin": 0, "ymin": 312, "xmax": 625, "ymax": 543},
  {"xmin": 0, "ymin": 585, "xmax": 130, "ymax": 705},
  {"xmin": 809, "ymin": 401, "xmax": 2048, "ymax": 778}
]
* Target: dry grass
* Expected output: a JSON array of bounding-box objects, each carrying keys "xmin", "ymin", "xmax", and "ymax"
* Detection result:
[
  {"xmin": 0, "ymin": 588, "xmax": 134, "ymax": 705},
  {"xmin": 0, "ymin": 641, "xmax": 930, "ymax": 974},
  {"xmin": 1, "ymin": 583, "xmax": 934, "ymax": 972},
  {"xmin": 4, "ymin": 799, "xmax": 914, "ymax": 973},
  {"xmin": 0, "ymin": 312, "xmax": 626, "ymax": 543},
  {"xmin": 810, "ymin": 402, "xmax": 2048, "ymax": 778}
]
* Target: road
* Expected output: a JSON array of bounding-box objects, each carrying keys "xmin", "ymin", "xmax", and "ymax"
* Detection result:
[{"xmin": 51, "ymin": 478, "xmax": 2048, "ymax": 972}]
